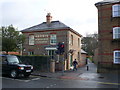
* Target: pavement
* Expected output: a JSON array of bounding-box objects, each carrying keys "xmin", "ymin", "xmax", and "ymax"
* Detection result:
[{"xmin": 32, "ymin": 60, "xmax": 120, "ymax": 85}]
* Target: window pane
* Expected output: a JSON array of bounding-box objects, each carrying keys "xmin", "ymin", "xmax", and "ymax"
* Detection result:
[
  {"xmin": 113, "ymin": 6, "xmax": 118, "ymax": 11},
  {"xmin": 113, "ymin": 27, "xmax": 120, "ymax": 39},
  {"xmin": 118, "ymin": 11, "xmax": 120, "ymax": 16},
  {"xmin": 118, "ymin": 29, "xmax": 120, "ymax": 33},
  {"xmin": 118, "ymin": 34, "xmax": 120, "ymax": 38},
  {"xmin": 116, "ymin": 34, "xmax": 118, "ymax": 38},
  {"xmin": 118, "ymin": 52, "xmax": 120, "ymax": 57},
  {"xmin": 114, "ymin": 51, "xmax": 120, "ymax": 64},
  {"xmin": 115, "ymin": 58, "xmax": 120, "ymax": 63},
  {"xmin": 29, "ymin": 35, "xmax": 34, "ymax": 45},
  {"xmin": 112, "ymin": 5, "xmax": 120, "ymax": 17},
  {"xmin": 115, "ymin": 29, "xmax": 118, "ymax": 33},
  {"xmin": 114, "ymin": 12, "xmax": 119, "ymax": 17},
  {"xmin": 115, "ymin": 52, "xmax": 118, "ymax": 57},
  {"xmin": 118, "ymin": 5, "xmax": 120, "ymax": 10},
  {"xmin": 113, "ymin": 5, "xmax": 120, "ymax": 11},
  {"xmin": 50, "ymin": 35, "xmax": 57, "ymax": 44}
]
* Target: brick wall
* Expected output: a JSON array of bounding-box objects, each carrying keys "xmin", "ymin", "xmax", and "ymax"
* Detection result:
[{"xmin": 96, "ymin": 2, "xmax": 120, "ymax": 72}]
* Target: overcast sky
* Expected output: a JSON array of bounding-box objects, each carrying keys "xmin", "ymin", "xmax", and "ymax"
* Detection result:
[{"xmin": 0, "ymin": 0, "xmax": 101, "ymax": 36}]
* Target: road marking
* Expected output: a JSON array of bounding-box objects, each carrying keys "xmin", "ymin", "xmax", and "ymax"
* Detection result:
[
  {"xmin": 46, "ymin": 84, "xmax": 57, "ymax": 88},
  {"xmin": 50, "ymin": 85, "xmax": 53, "ymax": 87},
  {"xmin": 31, "ymin": 78, "xmax": 40, "ymax": 81},
  {"xmin": 54, "ymin": 84, "xmax": 56, "ymax": 85},
  {"xmin": 46, "ymin": 86, "xmax": 50, "ymax": 88},
  {"xmin": 24, "ymin": 80, "xmax": 30, "ymax": 82},
  {"xmin": 98, "ymin": 82, "xmax": 120, "ymax": 85},
  {"xmin": 2, "ymin": 77, "xmax": 15, "ymax": 81},
  {"xmin": 2, "ymin": 77, "xmax": 40, "ymax": 82}
]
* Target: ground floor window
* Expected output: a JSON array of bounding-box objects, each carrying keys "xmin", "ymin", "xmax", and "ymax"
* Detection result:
[
  {"xmin": 28, "ymin": 51, "xmax": 34, "ymax": 55},
  {"xmin": 48, "ymin": 50, "xmax": 55, "ymax": 59},
  {"xmin": 78, "ymin": 52, "xmax": 80, "ymax": 61},
  {"xmin": 70, "ymin": 54, "xmax": 73, "ymax": 67},
  {"xmin": 114, "ymin": 50, "xmax": 120, "ymax": 64}
]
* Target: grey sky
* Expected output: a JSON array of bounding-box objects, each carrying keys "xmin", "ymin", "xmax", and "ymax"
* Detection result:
[{"xmin": 0, "ymin": 0, "xmax": 101, "ymax": 36}]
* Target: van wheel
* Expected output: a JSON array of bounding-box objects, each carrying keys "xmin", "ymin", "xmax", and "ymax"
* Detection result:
[{"xmin": 10, "ymin": 70, "xmax": 18, "ymax": 78}]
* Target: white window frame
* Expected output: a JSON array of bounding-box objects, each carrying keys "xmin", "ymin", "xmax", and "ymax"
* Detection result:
[
  {"xmin": 113, "ymin": 27, "xmax": 120, "ymax": 39},
  {"xmin": 112, "ymin": 4, "xmax": 120, "ymax": 17},
  {"xmin": 50, "ymin": 34, "xmax": 57, "ymax": 45},
  {"xmin": 29, "ymin": 35, "xmax": 34, "ymax": 45},
  {"xmin": 114, "ymin": 50, "xmax": 120, "ymax": 64},
  {"xmin": 48, "ymin": 50, "xmax": 55, "ymax": 56}
]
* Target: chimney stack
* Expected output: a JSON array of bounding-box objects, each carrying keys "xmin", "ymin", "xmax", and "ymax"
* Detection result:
[{"xmin": 46, "ymin": 13, "xmax": 52, "ymax": 24}]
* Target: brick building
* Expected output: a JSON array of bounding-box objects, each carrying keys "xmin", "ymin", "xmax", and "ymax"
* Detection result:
[
  {"xmin": 21, "ymin": 13, "xmax": 82, "ymax": 70},
  {"xmin": 95, "ymin": 0, "xmax": 120, "ymax": 72},
  {"xmin": 80, "ymin": 49, "xmax": 87, "ymax": 66}
]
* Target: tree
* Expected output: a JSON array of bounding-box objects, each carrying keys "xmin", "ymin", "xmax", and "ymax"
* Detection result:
[
  {"xmin": 2, "ymin": 25, "xmax": 25, "ymax": 54},
  {"xmin": 82, "ymin": 33, "xmax": 98, "ymax": 56}
]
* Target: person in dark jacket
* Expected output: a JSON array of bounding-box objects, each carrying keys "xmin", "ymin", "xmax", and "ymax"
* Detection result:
[{"xmin": 72, "ymin": 59, "xmax": 78, "ymax": 71}]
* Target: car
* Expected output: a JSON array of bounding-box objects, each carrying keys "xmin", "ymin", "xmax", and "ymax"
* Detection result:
[{"xmin": 1, "ymin": 55, "xmax": 33, "ymax": 78}]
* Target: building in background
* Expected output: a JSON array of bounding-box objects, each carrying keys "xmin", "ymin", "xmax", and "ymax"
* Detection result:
[
  {"xmin": 80, "ymin": 49, "xmax": 87, "ymax": 66},
  {"xmin": 21, "ymin": 13, "xmax": 82, "ymax": 70},
  {"xmin": 95, "ymin": 0, "xmax": 120, "ymax": 72}
]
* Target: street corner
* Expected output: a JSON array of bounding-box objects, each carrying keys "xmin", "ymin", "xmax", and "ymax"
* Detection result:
[{"xmin": 31, "ymin": 73, "xmax": 50, "ymax": 78}]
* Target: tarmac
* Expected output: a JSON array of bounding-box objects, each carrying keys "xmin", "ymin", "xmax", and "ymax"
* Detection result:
[{"xmin": 32, "ymin": 60, "xmax": 120, "ymax": 85}]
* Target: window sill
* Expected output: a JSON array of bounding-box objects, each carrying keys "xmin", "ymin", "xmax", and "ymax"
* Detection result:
[
  {"xmin": 50, "ymin": 43, "xmax": 57, "ymax": 45},
  {"xmin": 112, "ymin": 38, "xmax": 120, "ymax": 42}
]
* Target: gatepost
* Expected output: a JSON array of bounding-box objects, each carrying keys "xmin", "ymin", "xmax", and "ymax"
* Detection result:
[{"xmin": 50, "ymin": 59, "xmax": 55, "ymax": 73}]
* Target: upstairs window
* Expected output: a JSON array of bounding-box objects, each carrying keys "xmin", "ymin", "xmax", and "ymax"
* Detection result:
[
  {"xmin": 112, "ymin": 4, "xmax": 120, "ymax": 17},
  {"xmin": 29, "ymin": 35, "xmax": 34, "ymax": 45},
  {"xmin": 114, "ymin": 51, "xmax": 120, "ymax": 64},
  {"xmin": 78, "ymin": 38, "xmax": 80, "ymax": 47},
  {"xmin": 71, "ymin": 35, "xmax": 73, "ymax": 45},
  {"xmin": 113, "ymin": 27, "xmax": 120, "ymax": 39},
  {"xmin": 50, "ymin": 34, "xmax": 57, "ymax": 45}
]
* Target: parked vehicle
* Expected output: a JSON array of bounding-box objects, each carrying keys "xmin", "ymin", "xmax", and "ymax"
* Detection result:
[{"xmin": 1, "ymin": 55, "xmax": 33, "ymax": 78}]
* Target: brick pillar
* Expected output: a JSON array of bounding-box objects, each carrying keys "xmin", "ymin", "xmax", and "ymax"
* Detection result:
[{"xmin": 50, "ymin": 59, "xmax": 55, "ymax": 73}]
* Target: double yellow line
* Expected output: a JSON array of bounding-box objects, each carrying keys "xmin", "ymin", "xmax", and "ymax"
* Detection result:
[{"xmin": 98, "ymin": 82, "xmax": 120, "ymax": 85}]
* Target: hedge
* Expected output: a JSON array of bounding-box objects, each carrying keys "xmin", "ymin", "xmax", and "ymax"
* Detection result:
[{"xmin": 17, "ymin": 55, "xmax": 50, "ymax": 71}]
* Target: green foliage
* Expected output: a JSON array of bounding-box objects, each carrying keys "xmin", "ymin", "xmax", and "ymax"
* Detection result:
[
  {"xmin": 17, "ymin": 55, "xmax": 50, "ymax": 71},
  {"xmin": 1, "ymin": 25, "xmax": 25, "ymax": 53},
  {"xmin": 82, "ymin": 33, "xmax": 98, "ymax": 56}
]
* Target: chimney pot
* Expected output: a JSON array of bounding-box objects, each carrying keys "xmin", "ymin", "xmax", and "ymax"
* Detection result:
[{"xmin": 46, "ymin": 13, "xmax": 52, "ymax": 24}]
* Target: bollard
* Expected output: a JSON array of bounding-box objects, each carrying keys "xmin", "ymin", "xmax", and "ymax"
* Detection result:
[{"xmin": 87, "ymin": 65, "xmax": 89, "ymax": 71}]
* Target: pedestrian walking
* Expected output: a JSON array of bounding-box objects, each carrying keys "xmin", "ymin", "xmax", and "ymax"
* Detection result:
[{"xmin": 72, "ymin": 59, "xmax": 78, "ymax": 71}]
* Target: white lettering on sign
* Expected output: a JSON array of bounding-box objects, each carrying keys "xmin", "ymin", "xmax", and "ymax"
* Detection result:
[{"xmin": 35, "ymin": 34, "xmax": 49, "ymax": 44}]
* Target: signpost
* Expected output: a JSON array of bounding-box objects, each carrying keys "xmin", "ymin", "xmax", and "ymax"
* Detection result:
[{"xmin": 55, "ymin": 42, "xmax": 65, "ymax": 75}]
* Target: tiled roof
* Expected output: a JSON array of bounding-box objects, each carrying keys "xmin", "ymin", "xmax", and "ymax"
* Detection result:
[
  {"xmin": 21, "ymin": 21, "xmax": 70, "ymax": 32},
  {"xmin": 95, "ymin": 0, "xmax": 120, "ymax": 6}
]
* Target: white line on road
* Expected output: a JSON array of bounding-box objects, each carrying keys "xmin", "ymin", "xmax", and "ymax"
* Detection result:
[
  {"xmin": 31, "ymin": 78, "xmax": 40, "ymax": 81},
  {"xmin": 2, "ymin": 77, "xmax": 40, "ymax": 82},
  {"xmin": 46, "ymin": 86, "xmax": 50, "ymax": 88},
  {"xmin": 46, "ymin": 83, "xmax": 57, "ymax": 88}
]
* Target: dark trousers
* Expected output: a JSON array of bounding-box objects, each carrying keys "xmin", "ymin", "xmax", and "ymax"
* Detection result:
[{"xmin": 73, "ymin": 65, "xmax": 77, "ymax": 71}]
